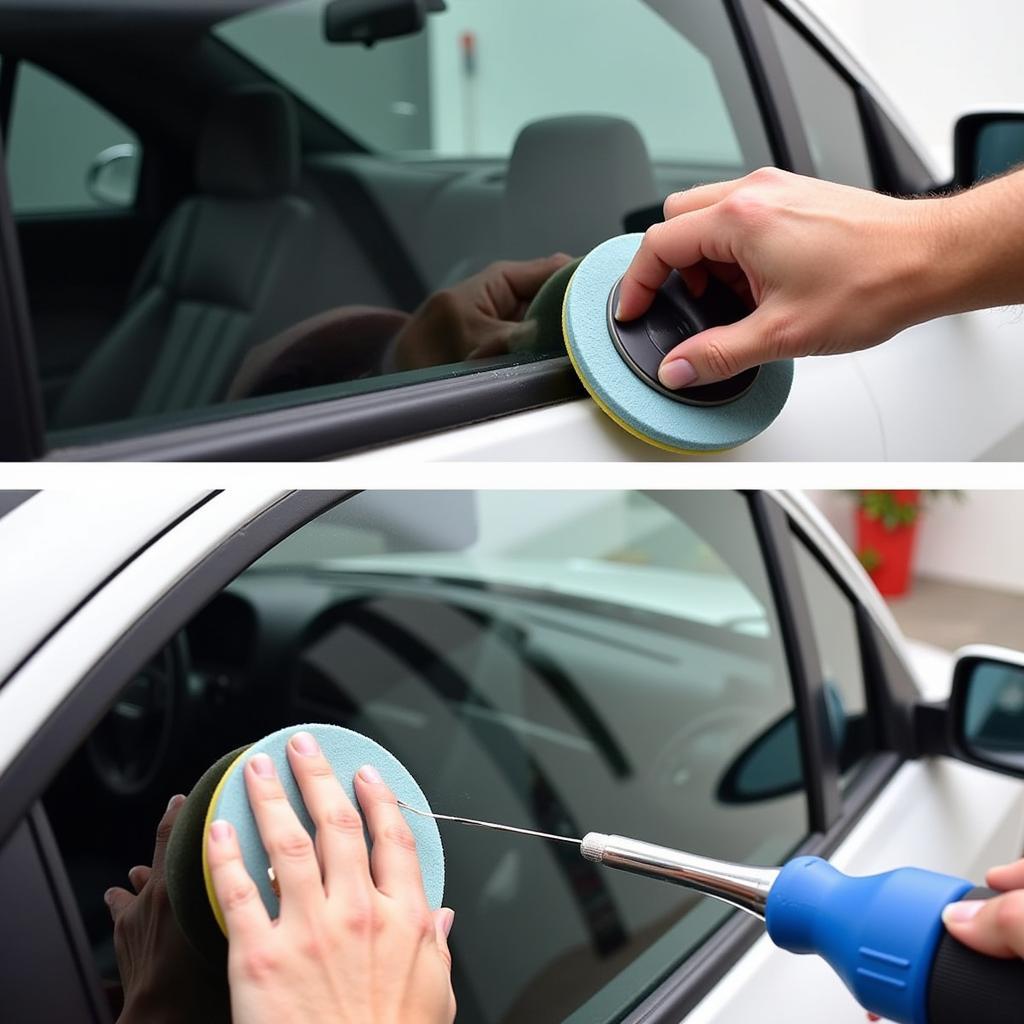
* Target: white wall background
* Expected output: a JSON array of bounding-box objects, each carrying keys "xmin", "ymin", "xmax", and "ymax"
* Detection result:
[
  {"xmin": 807, "ymin": 492, "xmax": 1024, "ymax": 597},
  {"xmin": 800, "ymin": 0, "xmax": 1024, "ymax": 178}
]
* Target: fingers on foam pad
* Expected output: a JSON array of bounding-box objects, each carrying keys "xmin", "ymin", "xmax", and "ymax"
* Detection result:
[
  {"xmin": 354, "ymin": 767, "xmax": 429, "ymax": 903},
  {"xmin": 209, "ymin": 725, "xmax": 444, "ymax": 925},
  {"xmin": 206, "ymin": 820, "xmax": 271, "ymax": 941},
  {"xmin": 285, "ymin": 735, "xmax": 371, "ymax": 895},
  {"xmin": 563, "ymin": 234, "xmax": 793, "ymax": 453}
]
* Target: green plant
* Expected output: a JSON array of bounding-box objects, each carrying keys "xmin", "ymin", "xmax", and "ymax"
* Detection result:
[{"xmin": 854, "ymin": 490, "xmax": 962, "ymax": 532}]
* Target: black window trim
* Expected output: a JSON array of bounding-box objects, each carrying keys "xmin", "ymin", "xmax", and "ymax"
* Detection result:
[
  {"xmin": 0, "ymin": 489, "xmax": 909, "ymax": 1024},
  {"xmin": 0, "ymin": 122, "xmax": 44, "ymax": 460},
  {"xmin": 725, "ymin": 0, "xmax": 815, "ymax": 176}
]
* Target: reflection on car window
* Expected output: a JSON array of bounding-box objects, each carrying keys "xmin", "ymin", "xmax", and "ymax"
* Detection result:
[
  {"xmin": 13, "ymin": 1, "xmax": 771, "ymax": 450},
  {"xmin": 44, "ymin": 491, "xmax": 808, "ymax": 1024}
]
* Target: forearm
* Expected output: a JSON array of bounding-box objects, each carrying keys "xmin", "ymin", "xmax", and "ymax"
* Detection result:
[{"xmin": 912, "ymin": 168, "xmax": 1024, "ymax": 322}]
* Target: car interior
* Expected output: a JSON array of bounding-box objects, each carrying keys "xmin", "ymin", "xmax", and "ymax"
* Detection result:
[
  {"xmin": 38, "ymin": 490, "xmax": 872, "ymax": 1024},
  {"xmin": 2, "ymin": 0, "xmax": 768, "ymax": 445}
]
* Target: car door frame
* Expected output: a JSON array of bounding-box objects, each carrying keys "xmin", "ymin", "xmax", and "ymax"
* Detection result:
[
  {"xmin": 0, "ymin": 0, "xmax": 821, "ymax": 463},
  {"xmin": 0, "ymin": 490, "xmax": 911, "ymax": 1023}
]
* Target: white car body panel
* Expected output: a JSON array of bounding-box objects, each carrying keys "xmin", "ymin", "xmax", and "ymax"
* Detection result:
[
  {"xmin": 0, "ymin": 490, "xmax": 1022, "ymax": 1024},
  {"xmin": 0, "ymin": 490, "xmax": 283, "ymax": 778},
  {"xmin": 0, "ymin": 490, "xmax": 206, "ymax": 681}
]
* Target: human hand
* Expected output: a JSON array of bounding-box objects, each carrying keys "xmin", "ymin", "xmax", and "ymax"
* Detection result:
[
  {"xmin": 942, "ymin": 858, "xmax": 1024, "ymax": 958},
  {"xmin": 105, "ymin": 796, "xmax": 231, "ymax": 1024},
  {"xmin": 206, "ymin": 732, "xmax": 456, "ymax": 1024},
  {"xmin": 616, "ymin": 167, "xmax": 949, "ymax": 388},
  {"xmin": 393, "ymin": 253, "xmax": 571, "ymax": 371}
]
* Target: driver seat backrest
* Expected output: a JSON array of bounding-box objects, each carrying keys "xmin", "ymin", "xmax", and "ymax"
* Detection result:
[
  {"xmin": 53, "ymin": 86, "xmax": 320, "ymax": 430},
  {"xmin": 435, "ymin": 115, "xmax": 659, "ymax": 288},
  {"xmin": 499, "ymin": 114, "xmax": 659, "ymax": 261}
]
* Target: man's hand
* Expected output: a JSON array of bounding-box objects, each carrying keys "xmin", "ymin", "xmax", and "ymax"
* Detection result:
[
  {"xmin": 943, "ymin": 858, "xmax": 1024, "ymax": 958},
  {"xmin": 393, "ymin": 253, "xmax": 571, "ymax": 371},
  {"xmin": 106, "ymin": 796, "xmax": 231, "ymax": 1024},
  {"xmin": 206, "ymin": 732, "xmax": 456, "ymax": 1024},
  {"xmin": 616, "ymin": 166, "xmax": 1015, "ymax": 389}
]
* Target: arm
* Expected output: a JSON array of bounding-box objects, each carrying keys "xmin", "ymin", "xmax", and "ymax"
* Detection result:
[{"xmin": 616, "ymin": 166, "xmax": 1024, "ymax": 388}]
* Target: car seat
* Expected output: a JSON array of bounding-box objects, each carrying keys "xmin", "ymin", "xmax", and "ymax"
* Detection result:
[
  {"xmin": 53, "ymin": 85, "xmax": 321, "ymax": 429},
  {"xmin": 436, "ymin": 115, "xmax": 658, "ymax": 289}
]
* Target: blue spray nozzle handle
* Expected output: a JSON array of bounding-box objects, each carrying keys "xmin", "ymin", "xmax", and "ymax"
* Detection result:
[
  {"xmin": 766, "ymin": 856, "xmax": 991, "ymax": 1024},
  {"xmin": 579, "ymin": 833, "xmax": 1024, "ymax": 1024}
]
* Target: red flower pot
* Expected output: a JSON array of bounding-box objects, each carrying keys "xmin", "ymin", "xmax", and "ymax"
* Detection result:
[{"xmin": 856, "ymin": 490, "xmax": 921, "ymax": 598}]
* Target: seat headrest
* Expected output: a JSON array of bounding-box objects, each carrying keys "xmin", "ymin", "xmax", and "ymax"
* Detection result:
[
  {"xmin": 196, "ymin": 86, "xmax": 300, "ymax": 200},
  {"xmin": 502, "ymin": 115, "xmax": 658, "ymax": 260}
]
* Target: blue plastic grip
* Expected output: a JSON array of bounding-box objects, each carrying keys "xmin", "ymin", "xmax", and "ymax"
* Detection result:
[{"xmin": 765, "ymin": 856, "xmax": 974, "ymax": 1024}]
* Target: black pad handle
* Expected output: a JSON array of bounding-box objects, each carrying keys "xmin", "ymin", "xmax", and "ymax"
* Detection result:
[{"xmin": 927, "ymin": 887, "xmax": 1024, "ymax": 1024}]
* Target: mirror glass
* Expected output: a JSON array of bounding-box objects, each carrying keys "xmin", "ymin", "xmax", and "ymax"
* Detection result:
[
  {"xmin": 963, "ymin": 661, "xmax": 1024, "ymax": 771},
  {"xmin": 973, "ymin": 119, "xmax": 1024, "ymax": 183},
  {"xmin": 86, "ymin": 143, "xmax": 140, "ymax": 207}
]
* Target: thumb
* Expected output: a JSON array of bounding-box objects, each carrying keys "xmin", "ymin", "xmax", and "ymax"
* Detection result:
[
  {"xmin": 104, "ymin": 886, "xmax": 135, "ymax": 922},
  {"xmin": 433, "ymin": 907, "xmax": 455, "ymax": 971},
  {"xmin": 942, "ymin": 892, "xmax": 1024, "ymax": 959},
  {"xmin": 658, "ymin": 307, "xmax": 778, "ymax": 389}
]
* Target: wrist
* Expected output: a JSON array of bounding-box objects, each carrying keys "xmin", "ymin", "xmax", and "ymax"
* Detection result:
[{"xmin": 885, "ymin": 195, "xmax": 967, "ymax": 330}]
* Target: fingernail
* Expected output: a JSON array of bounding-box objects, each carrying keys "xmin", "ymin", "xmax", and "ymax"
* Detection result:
[
  {"xmin": 359, "ymin": 764, "xmax": 383, "ymax": 784},
  {"xmin": 250, "ymin": 754, "xmax": 275, "ymax": 778},
  {"xmin": 441, "ymin": 908, "xmax": 455, "ymax": 937},
  {"xmin": 103, "ymin": 888, "xmax": 115, "ymax": 906},
  {"xmin": 291, "ymin": 731, "xmax": 319, "ymax": 757},
  {"xmin": 943, "ymin": 900, "xmax": 985, "ymax": 924},
  {"xmin": 659, "ymin": 358, "xmax": 698, "ymax": 390},
  {"xmin": 614, "ymin": 302, "xmax": 625, "ymax": 322},
  {"xmin": 167, "ymin": 793, "xmax": 184, "ymax": 812},
  {"xmin": 210, "ymin": 820, "xmax": 232, "ymax": 844}
]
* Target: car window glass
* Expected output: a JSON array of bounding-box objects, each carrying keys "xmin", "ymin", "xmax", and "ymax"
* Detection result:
[
  {"xmin": 6, "ymin": 61, "xmax": 141, "ymax": 214},
  {"xmin": 42, "ymin": 492, "xmax": 809, "ymax": 1024},
  {"xmin": 791, "ymin": 535, "xmax": 874, "ymax": 787},
  {"xmin": 19, "ymin": 1, "xmax": 771, "ymax": 453},
  {"xmin": 764, "ymin": 6, "xmax": 875, "ymax": 189}
]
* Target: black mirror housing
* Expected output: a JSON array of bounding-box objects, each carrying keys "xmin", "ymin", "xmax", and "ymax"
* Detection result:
[
  {"xmin": 954, "ymin": 111, "xmax": 1024, "ymax": 189},
  {"xmin": 947, "ymin": 646, "xmax": 1024, "ymax": 777},
  {"xmin": 324, "ymin": 0, "xmax": 445, "ymax": 46}
]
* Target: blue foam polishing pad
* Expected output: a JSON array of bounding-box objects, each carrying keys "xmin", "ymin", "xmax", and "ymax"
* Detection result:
[
  {"xmin": 563, "ymin": 233, "xmax": 794, "ymax": 453},
  {"xmin": 202, "ymin": 724, "xmax": 445, "ymax": 939}
]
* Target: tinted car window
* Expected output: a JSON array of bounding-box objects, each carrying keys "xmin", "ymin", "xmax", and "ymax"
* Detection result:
[
  {"xmin": 10, "ymin": 1, "xmax": 772, "ymax": 453},
  {"xmin": 791, "ymin": 535, "xmax": 874, "ymax": 787},
  {"xmin": 764, "ymin": 6, "xmax": 875, "ymax": 189},
  {"xmin": 43, "ymin": 491, "xmax": 808, "ymax": 1024}
]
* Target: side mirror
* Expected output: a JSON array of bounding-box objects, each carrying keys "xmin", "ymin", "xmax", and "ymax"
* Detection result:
[
  {"xmin": 954, "ymin": 112, "xmax": 1024, "ymax": 189},
  {"xmin": 324, "ymin": 0, "xmax": 446, "ymax": 46},
  {"xmin": 86, "ymin": 143, "xmax": 140, "ymax": 208},
  {"xmin": 949, "ymin": 646, "xmax": 1024, "ymax": 775},
  {"xmin": 718, "ymin": 683, "xmax": 865, "ymax": 803}
]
